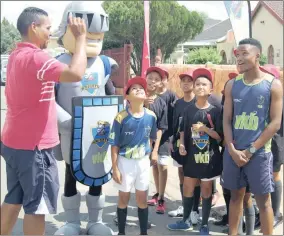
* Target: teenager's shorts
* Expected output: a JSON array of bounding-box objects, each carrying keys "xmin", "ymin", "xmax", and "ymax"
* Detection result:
[
  {"xmin": 1, "ymin": 143, "xmax": 59, "ymax": 214},
  {"xmin": 158, "ymin": 155, "xmax": 170, "ymax": 166},
  {"xmin": 272, "ymin": 134, "xmax": 284, "ymax": 172},
  {"xmin": 173, "ymin": 159, "xmax": 182, "ymax": 167},
  {"xmin": 221, "ymin": 149, "xmax": 274, "ymax": 195},
  {"xmin": 114, "ymin": 156, "xmax": 150, "ymax": 192}
]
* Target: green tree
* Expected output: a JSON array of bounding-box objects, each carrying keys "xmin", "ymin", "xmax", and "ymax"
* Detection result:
[
  {"xmin": 102, "ymin": 1, "xmax": 204, "ymax": 75},
  {"xmin": 259, "ymin": 54, "xmax": 268, "ymax": 66},
  {"xmin": 186, "ymin": 47, "xmax": 222, "ymax": 64},
  {"xmin": 1, "ymin": 18, "xmax": 21, "ymax": 54}
]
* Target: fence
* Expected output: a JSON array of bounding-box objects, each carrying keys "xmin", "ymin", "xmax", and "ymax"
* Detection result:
[{"xmin": 161, "ymin": 64, "xmax": 284, "ymax": 98}]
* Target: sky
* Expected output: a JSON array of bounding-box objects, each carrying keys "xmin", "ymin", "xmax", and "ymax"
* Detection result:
[{"xmin": 1, "ymin": 1, "xmax": 259, "ymax": 31}]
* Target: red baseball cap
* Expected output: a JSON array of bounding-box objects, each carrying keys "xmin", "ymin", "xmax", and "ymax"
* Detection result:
[
  {"xmin": 192, "ymin": 68, "xmax": 214, "ymax": 84},
  {"xmin": 179, "ymin": 69, "xmax": 194, "ymax": 80},
  {"xmin": 124, "ymin": 76, "xmax": 147, "ymax": 96},
  {"xmin": 260, "ymin": 64, "xmax": 280, "ymax": 79},
  {"xmin": 222, "ymin": 72, "xmax": 239, "ymax": 94},
  {"xmin": 146, "ymin": 66, "xmax": 169, "ymax": 79},
  {"xmin": 228, "ymin": 72, "xmax": 238, "ymax": 80}
]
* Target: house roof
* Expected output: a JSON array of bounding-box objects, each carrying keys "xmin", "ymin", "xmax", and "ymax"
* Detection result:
[
  {"xmin": 252, "ymin": 1, "xmax": 283, "ymax": 24},
  {"xmin": 190, "ymin": 18, "xmax": 232, "ymax": 42},
  {"xmin": 203, "ymin": 18, "xmax": 222, "ymax": 30}
]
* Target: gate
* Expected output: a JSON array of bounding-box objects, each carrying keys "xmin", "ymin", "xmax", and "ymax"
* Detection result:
[{"xmin": 102, "ymin": 44, "xmax": 133, "ymax": 90}]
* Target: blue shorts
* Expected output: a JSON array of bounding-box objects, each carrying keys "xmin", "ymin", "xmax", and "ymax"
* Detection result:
[
  {"xmin": 1, "ymin": 143, "xmax": 59, "ymax": 214},
  {"xmin": 221, "ymin": 148, "xmax": 274, "ymax": 195}
]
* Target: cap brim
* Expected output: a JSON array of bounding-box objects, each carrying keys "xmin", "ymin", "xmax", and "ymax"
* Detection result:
[
  {"xmin": 260, "ymin": 65, "xmax": 280, "ymax": 79},
  {"xmin": 124, "ymin": 77, "xmax": 147, "ymax": 96},
  {"xmin": 146, "ymin": 66, "xmax": 169, "ymax": 79},
  {"xmin": 179, "ymin": 71, "xmax": 193, "ymax": 80},
  {"xmin": 192, "ymin": 68, "xmax": 213, "ymax": 83}
]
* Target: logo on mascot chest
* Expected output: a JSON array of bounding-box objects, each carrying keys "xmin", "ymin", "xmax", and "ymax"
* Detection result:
[
  {"xmin": 81, "ymin": 72, "xmax": 100, "ymax": 94},
  {"xmin": 92, "ymin": 121, "xmax": 110, "ymax": 148}
]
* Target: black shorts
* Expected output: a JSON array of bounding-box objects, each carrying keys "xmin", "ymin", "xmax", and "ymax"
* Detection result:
[
  {"xmin": 183, "ymin": 153, "xmax": 222, "ymax": 180},
  {"xmin": 272, "ymin": 134, "xmax": 284, "ymax": 172}
]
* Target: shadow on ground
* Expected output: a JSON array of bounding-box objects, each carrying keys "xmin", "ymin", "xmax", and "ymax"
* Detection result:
[{"xmin": 21, "ymin": 193, "xmax": 227, "ymax": 235}]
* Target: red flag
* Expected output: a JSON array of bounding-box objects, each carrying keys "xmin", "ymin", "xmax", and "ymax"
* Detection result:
[{"xmin": 141, "ymin": 1, "xmax": 150, "ymax": 77}]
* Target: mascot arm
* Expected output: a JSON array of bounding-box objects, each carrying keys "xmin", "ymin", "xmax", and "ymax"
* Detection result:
[
  {"xmin": 108, "ymin": 57, "xmax": 119, "ymax": 72},
  {"xmin": 104, "ymin": 57, "xmax": 119, "ymax": 95},
  {"xmin": 56, "ymin": 102, "xmax": 72, "ymax": 133},
  {"xmin": 105, "ymin": 79, "xmax": 115, "ymax": 95}
]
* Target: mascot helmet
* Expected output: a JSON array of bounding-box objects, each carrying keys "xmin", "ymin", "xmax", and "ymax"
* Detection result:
[{"xmin": 56, "ymin": 1, "xmax": 109, "ymax": 57}]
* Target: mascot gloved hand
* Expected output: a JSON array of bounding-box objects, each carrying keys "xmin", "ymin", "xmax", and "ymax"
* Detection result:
[{"xmin": 53, "ymin": 2, "xmax": 117, "ymax": 235}]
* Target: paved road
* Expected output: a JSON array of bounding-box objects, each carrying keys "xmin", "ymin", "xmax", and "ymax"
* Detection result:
[{"xmin": 1, "ymin": 86, "xmax": 283, "ymax": 235}]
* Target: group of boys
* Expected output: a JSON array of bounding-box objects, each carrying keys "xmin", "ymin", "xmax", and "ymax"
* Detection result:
[{"xmin": 108, "ymin": 38, "xmax": 283, "ymax": 236}]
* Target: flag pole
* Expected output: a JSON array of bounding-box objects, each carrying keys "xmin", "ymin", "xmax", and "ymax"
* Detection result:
[
  {"xmin": 141, "ymin": 1, "xmax": 150, "ymax": 77},
  {"xmin": 247, "ymin": 0, "xmax": 252, "ymax": 37}
]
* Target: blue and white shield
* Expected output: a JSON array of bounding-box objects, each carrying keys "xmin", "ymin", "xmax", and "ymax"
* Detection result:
[
  {"xmin": 193, "ymin": 132, "xmax": 209, "ymax": 150},
  {"xmin": 71, "ymin": 96, "xmax": 124, "ymax": 187}
]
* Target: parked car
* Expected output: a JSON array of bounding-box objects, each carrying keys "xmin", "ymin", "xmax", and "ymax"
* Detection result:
[{"xmin": 1, "ymin": 55, "xmax": 9, "ymax": 85}]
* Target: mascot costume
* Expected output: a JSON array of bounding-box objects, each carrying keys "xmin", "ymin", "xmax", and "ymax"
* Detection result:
[{"xmin": 54, "ymin": 2, "xmax": 118, "ymax": 235}]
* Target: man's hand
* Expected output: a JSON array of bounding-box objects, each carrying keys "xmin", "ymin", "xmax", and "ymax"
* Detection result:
[
  {"xmin": 112, "ymin": 168, "xmax": 122, "ymax": 184},
  {"xmin": 179, "ymin": 144, "xmax": 187, "ymax": 156},
  {"xmin": 229, "ymin": 148, "xmax": 249, "ymax": 167},
  {"xmin": 242, "ymin": 149, "xmax": 253, "ymax": 161},
  {"xmin": 68, "ymin": 13, "xmax": 87, "ymax": 39},
  {"xmin": 151, "ymin": 151, "xmax": 158, "ymax": 166}
]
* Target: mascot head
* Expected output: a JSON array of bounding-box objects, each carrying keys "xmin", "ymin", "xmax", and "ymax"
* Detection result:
[{"xmin": 55, "ymin": 1, "xmax": 109, "ymax": 57}]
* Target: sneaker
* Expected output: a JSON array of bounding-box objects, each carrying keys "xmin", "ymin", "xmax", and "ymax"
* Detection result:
[
  {"xmin": 190, "ymin": 211, "xmax": 200, "ymax": 225},
  {"xmin": 199, "ymin": 225, "xmax": 210, "ymax": 235},
  {"xmin": 156, "ymin": 199, "xmax": 166, "ymax": 214},
  {"xmin": 273, "ymin": 214, "xmax": 283, "ymax": 228},
  {"xmin": 168, "ymin": 206, "xmax": 183, "ymax": 217},
  {"xmin": 147, "ymin": 193, "xmax": 158, "ymax": 206},
  {"xmin": 167, "ymin": 220, "xmax": 192, "ymax": 231},
  {"xmin": 214, "ymin": 214, "xmax": 228, "ymax": 226}
]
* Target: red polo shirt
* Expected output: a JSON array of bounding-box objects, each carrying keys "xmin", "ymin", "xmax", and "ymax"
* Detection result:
[{"xmin": 1, "ymin": 42, "xmax": 66, "ymax": 150}]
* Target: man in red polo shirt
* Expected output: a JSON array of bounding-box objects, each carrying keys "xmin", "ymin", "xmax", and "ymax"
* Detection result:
[{"xmin": 1, "ymin": 7, "xmax": 87, "ymax": 235}]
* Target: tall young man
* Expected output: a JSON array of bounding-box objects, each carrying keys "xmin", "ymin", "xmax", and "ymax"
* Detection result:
[
  {"xmin": 0, "ymin": 7, "xmax": 87, "ymax": 235},
  {"xmin": 222, "ymin": 38, "xmax": 283, "ymax": 235},
  {"xmin": 217, "ymin": 72, "xmax": 255, "ymax": 236}
]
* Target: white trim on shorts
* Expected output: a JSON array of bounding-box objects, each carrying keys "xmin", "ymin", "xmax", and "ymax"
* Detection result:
[
  {"xmin": 201, "ymin": 175, "xmax": 220, "ymax": 182},
  {"xmin": 173, "ymin": 159, "xmax": 182, "ymax": 167}
]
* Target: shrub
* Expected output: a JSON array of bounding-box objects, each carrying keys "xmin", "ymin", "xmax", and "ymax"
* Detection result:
[{"xmin": 186, "ymin": 47, "xmax": 222, "ymax": 64}]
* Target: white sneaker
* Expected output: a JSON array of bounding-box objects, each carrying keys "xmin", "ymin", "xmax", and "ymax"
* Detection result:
[
  {"xmin": 190, "ymin": 211, "xmax": 200, "ymax": 225},
  {"xmin": 168, "ymin": 206, "xmax": 183, "ymax": 217}
]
